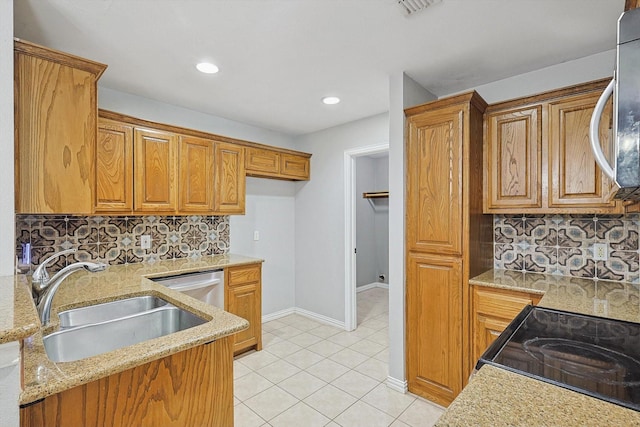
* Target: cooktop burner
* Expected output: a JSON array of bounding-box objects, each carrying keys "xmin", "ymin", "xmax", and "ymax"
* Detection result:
[{"xmin": 477, "ymin": 306, "xmax": 640, "ymax": 411}]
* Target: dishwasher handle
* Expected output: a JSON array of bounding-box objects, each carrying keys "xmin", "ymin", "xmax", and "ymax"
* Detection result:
[{"xmin": 167, "ymin": 278, "xmax": 222, "ymax": 292}]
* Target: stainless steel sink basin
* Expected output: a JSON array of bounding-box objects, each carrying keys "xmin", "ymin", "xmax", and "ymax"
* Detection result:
[
  {"xmin": 44, "ymin": 305, "xmax": 207, "ymax": 363},
  {"xmin": 58, "ymin": 296, "xmax": 169, "ymax": 328}
]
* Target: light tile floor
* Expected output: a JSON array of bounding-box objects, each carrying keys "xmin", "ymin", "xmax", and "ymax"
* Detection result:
[{"xmin": 234, "ymin": 287, "xmax": 444, "ymax": 427}]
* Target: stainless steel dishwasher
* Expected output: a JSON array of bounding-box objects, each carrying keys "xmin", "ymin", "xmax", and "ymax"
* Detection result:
[{"xmin": 150, "ymin": 269, "xmax": 224, "ymax": 308}]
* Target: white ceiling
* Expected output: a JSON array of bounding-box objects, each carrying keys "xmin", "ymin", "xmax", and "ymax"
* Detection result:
[{"xmin": 14, "ymin": 0, "xmax": 625, "ymax": 135}]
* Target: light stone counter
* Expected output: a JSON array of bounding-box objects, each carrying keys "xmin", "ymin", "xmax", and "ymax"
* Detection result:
[
  {"xmin": 436, "ymin": 365, "xmax": 640, "ymax": 426},
  {"xmin": 469, "ymin": 269, "xmax": 640, "ymax": 323},
  {"xmin": 435, "ymin": 269, "xmax": 640, "ymax": 426},
  {"xmin": 12, "ymin": 253, "xmax": 262, "ymax": 405}
]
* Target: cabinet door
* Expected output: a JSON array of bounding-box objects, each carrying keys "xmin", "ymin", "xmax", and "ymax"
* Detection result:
[
  {"xmin": 179, "ymin": 136, "xmax": 214, "ymax": 213},
  {"xmin": 14, "ymin": 45, "xmax": 102, "ymax": 214},
  {"xmin": 406, "ymin": 253, "xmax": 462, "ymax": 406},
  {"xmin": 472, "ymin": 287, "xmax": 542, "ymax": 365},
  {"xmin": 406, "ymin": 105, "xmax": 463, "ymax": 256},
  {"xmin": 246, "ymin": 147, "xmax": 280, "ymax": 176},
  {"xmin": 95, "ymin": 120, "xmax": 133, "ymax": 212},
  {"xmin": 225, "ymin": 264, "xmax": 262, "ymax": 355},
  {"xmin": 485, "ymin": 106, "xmax": 542, "ymax": 210},
  {"xmin": 214, "ymin": 142, "xmax": 246, "ymax": 214},
  {"xmin": 133, "ymin": 128, "xmax": 177, "ymax": 212},
  {"xmin": 280, "ymin": 154, "xmax": 310, "ymax": 180},
  {"xmin": 548, "ymin": 93, "xmax": 621, "ymax": 210}
]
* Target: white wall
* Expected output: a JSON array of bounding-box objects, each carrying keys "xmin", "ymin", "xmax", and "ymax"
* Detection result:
[
  {"xmin": 458, "ymin": 50, "xmax": 615, "ymax": 103},
  {"xmin": 1, "ymin": 0, "xmax": 14, "ymax": 276},
  {"xmin": 294, "ymin": 113, "xmax": 389, "ymax": 322},
  {"xmin": 230, "ymin": 178, "xmax": 296, "ymax": 316},
  {"xmin": 99, "ymin": 87, "xmax": 296, "ymax": 149},
  {"xmin": 388, "ymin": 73, "xmax": 436, "ymax": 388},
  {"xmin": 1, "ymin": 2, "xmax": 18, "ymax": 426},
  {"xmin": 355, "ymin": 157, "xmax": 377, "ymax": 287},
  {"xmin": 374, "ymin": 156, "xmax": 389, "ymax": 283}
]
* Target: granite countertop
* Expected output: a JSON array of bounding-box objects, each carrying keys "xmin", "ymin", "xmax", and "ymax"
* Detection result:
[
  {"xmin": 435, "ymin": 269, "xmax": 640, "ymax": 426},
  {"xmin": 436, "ymin": 365, "xmax": 640, "ymax": 426},
  {"xmin": 469, "ymin": 269, "xmax": 640, "ymax": 323},
  {"xmin": 9, "ymin": 253, "xmax": 262, "ymax": 405}
]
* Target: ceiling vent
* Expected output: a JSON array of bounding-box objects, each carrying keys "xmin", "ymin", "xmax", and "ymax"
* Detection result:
[{"xmin": 397, "ymin": 0, "xmax": 442, "ymax": 16}]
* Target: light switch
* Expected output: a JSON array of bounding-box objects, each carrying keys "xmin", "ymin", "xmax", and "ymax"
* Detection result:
[
  {"xmin": 141, "ymin": 235, "xmax": 152, "ymax": 249},
  {"xmin": 253, "ymin": 231, "xmax": 260, "ymax": 241}
]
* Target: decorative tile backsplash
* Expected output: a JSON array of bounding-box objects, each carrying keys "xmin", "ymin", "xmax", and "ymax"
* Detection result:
[
  {"xmin": 16, "ymin": 215, "xmax": 230, "ymax": 273},
  {"xmin": 494, "ymin": 214, "xmax": 640, "ymax": 284}
]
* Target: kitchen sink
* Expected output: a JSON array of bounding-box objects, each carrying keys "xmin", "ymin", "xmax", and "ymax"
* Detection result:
[
  {"xmin": 58, "ymin": 296, "xmax": 170, "ymax": 328},
  {"xmin": 44, "ymin": 302, "xmax": 207, "ymax": 363}
]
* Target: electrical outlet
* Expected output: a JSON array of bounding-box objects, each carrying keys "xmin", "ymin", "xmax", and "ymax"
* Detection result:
[
  {"xmin": 593, "ymin": 243, "xmax": 607, "ymax": 261},
  {"xmin": 253, "ymin": 231, "xmax": 260, "ymax": 241},
  {"xmin": 141, "ymin": 235, "xmax": 152, "ymax": 249}
]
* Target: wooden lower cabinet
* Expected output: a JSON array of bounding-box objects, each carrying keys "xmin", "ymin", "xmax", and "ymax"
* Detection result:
[
  {"xmin": 406, "ymin": 253, "xmax": 463, "ymax": 407},
  {"xmin": 225, "ymin": 264, "xmax": 262, "ymax": 355},
  {"xmin": 471, "ymin": 286, "xmax": 542, "ymax": 366},
  {"xmin": 20, "ymin": 337, "xmax": 233, "ymax": 427}
]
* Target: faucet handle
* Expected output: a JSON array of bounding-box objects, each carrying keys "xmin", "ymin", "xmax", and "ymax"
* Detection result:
[{"xmin": 32, "ymin": 248, "xmax": 77, "ymax": 287}]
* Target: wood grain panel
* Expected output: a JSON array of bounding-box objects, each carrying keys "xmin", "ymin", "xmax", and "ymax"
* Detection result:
[
  {"xmin": 280, "ymin": 154, "xmax": 310, "ymax": 180},
  {"xmin": 626, "ymin": 0, "xmax": 640, "ymax": 10},
  {"xmin": 406, "ymin": 253, "xmax": 463, "ymax": 406},
  {"xmin": 406, "ymin": 105, "xmax": 462, "ymax": 256},
  {"xmin": 133, "ymin": 128, "xmax": 177, "ymax": 212},
  {"xmin": 485, "ymin": 107, "xmax": 541, "ymax": 210},
  {"xmin": 548, "ymin": 93, "xmax": 619, "ymax": 209},
  {"xmin": 213, "ymin": 142, "xmax": 246, "ymax": 214},
  {"xmin": 226, "ymin": 264, "xmax": 262, "ymax": 354},
  {"xmin": 471, "ymin": 286, "xmax": 542, "ymax": 365},
  {"xmin": 179, "ymin": 136, "xmax": 214, "ymax": 213},
  {"xmin": 228, "ymin": 264, "xmax": 262, "ymax": 285},
  {"xmin": 15, "ymin": 44, "xmax": 104, "ymax": 214},
  {"xmin": 21, "ymin": 338, "xmax": 234, "ymax": 427},
  {"xmin": 95, "ymin": 119, "xmax": 133, "ymax": 212},
  {"xmin": 246, "ymin": 147, "xmax": 280, "ymax": 175}
]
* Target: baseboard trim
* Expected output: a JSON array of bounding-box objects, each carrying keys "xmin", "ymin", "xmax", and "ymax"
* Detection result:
[
  {"xmin": 262, "ymin": 307, "xmax": 345, "ymax": 329},
  {"xmin": 294, "ymin": 308, "xmax": 346, "ymax": 329},
  {"xmin": 386, "ymin": 376, "xmax": 408, "ymax": 393},
  {"xmin": 356, "ymin": 282, "xmax": 389, "ymax": 292},
  {"xmin": 262, "ymin": 308, "xmax": 295, "ymax": 323}
]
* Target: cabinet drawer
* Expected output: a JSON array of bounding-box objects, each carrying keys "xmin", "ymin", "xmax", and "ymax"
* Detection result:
[
  {"xmin": 280, "ymin": 154, "xmax": 310, "ymax": 180},
  {"xmin": 227, "ymin": 264, "xmax": 261, "ymax": 285},
  {"xmin": 475, "ymin": 287, "xmax": 541, "ymax": 319}
]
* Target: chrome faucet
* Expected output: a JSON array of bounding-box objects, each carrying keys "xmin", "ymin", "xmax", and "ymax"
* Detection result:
[
  {"xmin": 32, "ymin": 249, "xmax": 76, "ymax": 298},
  {"xmin": 32, "ymin": 249, "xmax": 107, "ymax": 326}
]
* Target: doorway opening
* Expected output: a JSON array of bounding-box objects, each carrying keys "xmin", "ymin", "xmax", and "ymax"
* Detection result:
[{"xmin": 344, "ymin": 143, "xmax": 389, "ymax": 331}]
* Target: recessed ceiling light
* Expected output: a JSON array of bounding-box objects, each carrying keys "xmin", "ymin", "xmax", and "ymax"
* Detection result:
[
  {"xmin": 196, "ymin": 62, "xmax": 219, "ymax": 74},
  {"xmin": 322, "ymin": 96, "xmax": 341, "ymax": 105}
]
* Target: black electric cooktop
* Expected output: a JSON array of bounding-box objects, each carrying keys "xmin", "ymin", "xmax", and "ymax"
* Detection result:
[{"xmin": 477, "ymin": 305, "xmax": 640, "ymax": 412}]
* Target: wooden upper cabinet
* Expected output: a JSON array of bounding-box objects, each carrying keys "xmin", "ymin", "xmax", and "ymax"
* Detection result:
[
  {"xmin": 179, "ymin": 136, "xmax": 214, "ymax": 213},
  {"xmin": 246, "ymin": 148, "xmax": 280, "ymax": 175},
  {"xmin": 133, "ymin": 128, "xmax": 178, "ymax": 212},
  {"xmin": 95, "ymin": 119, "xmax": 133, "ymax": 213},
  {"xmin": 246, "ymin": 147, "xmax": 311, "ymax": 181},
  {"xmin": 406, "ymin": 104, "xmax": 463, "ymax": 256},
  {"xmin": 14, "ymin": 40, "xmax": 106, "ymax": 214},
  {"xmin": 483, "ymin": 79, "xmax": 624, "ymax": 214},
  {"xmin": 548, "ymin": 93, "xmax": 619, "ymax": 209},
  {"xmin": 280, "ymin": 154, "xmax": 310, "ymax": 180},
  {"xmin": 485, "ymin": 106, "xmax": 542, "ymax": 210},
  {"xmin": 214, "ymin": 142, "xmax": 246, "ymax": 214}
]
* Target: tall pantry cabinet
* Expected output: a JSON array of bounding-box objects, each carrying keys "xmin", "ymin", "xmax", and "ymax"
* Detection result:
[{"xmin": 405, "ymin": 92, "xmax": 493, "ymax": 406}]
